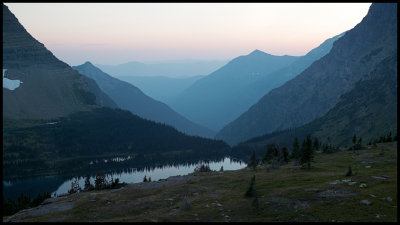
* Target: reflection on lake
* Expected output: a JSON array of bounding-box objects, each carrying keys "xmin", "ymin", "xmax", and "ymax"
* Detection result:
[{"xmin": 3, "ymin": 157, "xmax": 246, "ymax": 201}]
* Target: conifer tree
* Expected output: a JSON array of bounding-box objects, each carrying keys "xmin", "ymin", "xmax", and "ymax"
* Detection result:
[
  {"xmin": 300, "ymin": 134, "xmax": 314, "ymax": 169},
  {"xmin": 248, "ymin": 150, "xmax": 257, "ymax": 170},
  {"xmin": 84, "ymin": 175, "xmax": 93, "ymax": 191},
  {"xmin": 357, "ymin": 137, "xmax": 362, "ymax": 150},
  {"xmin": 94, "ymin": 173, "xmax": 106, "ymax": 190},
  {"xmin": 291, "ymin": 137, "xmax": 300, "ymax": 160},
  {"xmin": 281, "ymin": 146, "xmax": 289, "ymax": 163}
]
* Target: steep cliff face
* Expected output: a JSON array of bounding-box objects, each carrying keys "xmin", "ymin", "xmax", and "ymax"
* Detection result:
[
  {"xmin": 2, "ymin": 4, "xmax": 104, "ymax": 119},
  {"xmin": 217, "ymin": 3, "xmax": 397, "ymax": 146}
]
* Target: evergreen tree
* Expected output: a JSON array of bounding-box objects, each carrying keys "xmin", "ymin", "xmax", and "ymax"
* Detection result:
[
  {"xmin": 32, "ymin": 192, "xmax": 51, "ymax": 206},
  {"xmin": 291, "ymin": 137, "xmax": 300, "ymax": 160},
  {"xmin": 94, "ymin": 173, "xmax": 106, "ymax": 190},
  {"xmin": 300, "ymin": 134, "xmax": 314, "ymax": 169},
  {"xmin": 84, "ymin": 175, "xmax": 93, "ymax": 191},
  {"xmin": 17, "ymin": 193, "xmax": 31, "ymax": 210},
  {"xmin": 263, "ymin": 144, "xmax": 278, "ymax": 163},
  {"xmin": 3, "ymin": 197, "xmax": 16, "ymax": 216},
  {"xmin": 68, "ymin": 178, "xmax": 81, "ymax": 193},
  {"xmin": 248, "ymin": 150, "xmax": 257, "ymax": 170},
  {"xmin": 281, "ymin": 146, "xmax": 289, "ymax": 163},
  {"xmin": 263, "ymin": 144, "xmax": 281, "ymax": 168},
  {"xmin": 357, "ymin": 137, "xmax": 362, "ymax": 150}
]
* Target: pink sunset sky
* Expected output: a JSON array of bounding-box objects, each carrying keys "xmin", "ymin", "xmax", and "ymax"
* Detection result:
[{"xmin": 5, "ymin": 3, "xmax": 371, "ymax": 66}]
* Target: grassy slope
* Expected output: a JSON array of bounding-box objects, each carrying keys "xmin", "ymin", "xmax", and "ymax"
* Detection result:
[{"xmin": 5, "ymin": 142, "xmax": 397, "ymax": 222}]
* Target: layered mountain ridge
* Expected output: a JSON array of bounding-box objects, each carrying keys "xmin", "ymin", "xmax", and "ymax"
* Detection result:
[
  {"xmin": 168, "ymin": 50, "xmax": 301, "ymax": 131},
  {"xmin": 217, "ymin": 3, "xmax": 397, "ymax": 146},
  {"xmin": 235, "ymin": 52, "xmax": 397, "ymax": 151},
  {"xmin": 73, "ymin": 62, "xmax": 216, "ymax": 138},
  {"xmin": 169, "ymin": 33, "xmax": 342, "ymax": 132}
]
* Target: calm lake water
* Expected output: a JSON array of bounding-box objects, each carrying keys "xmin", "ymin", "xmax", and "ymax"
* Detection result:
[{"xmin": 3, "ymin": 157, "xmax": 246, "ymax": 201}]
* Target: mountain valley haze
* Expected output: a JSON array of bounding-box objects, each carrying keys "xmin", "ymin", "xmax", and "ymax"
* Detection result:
[{"xmin": 2, "ymin": 3, "xmax": 397, "ymax": 222}]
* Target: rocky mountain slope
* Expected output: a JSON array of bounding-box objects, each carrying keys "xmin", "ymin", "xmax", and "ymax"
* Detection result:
[
  {"xmin": 217, "ymin": 3, "xmax": 397, "ymax": 146},
  {"xmin": 244, "ymin": 32, "xmax": 344, "ymax": 108},
  {"xmin": 235, "ymin": 52, "xmax": 397, "ymax": 151},
  {"xmin": 2, "ymin": 4, "xmax": 109, "ymax": 119},
  {"xmin": 73, "ymin": 62, "xmax": 215, "ymax": 138}
]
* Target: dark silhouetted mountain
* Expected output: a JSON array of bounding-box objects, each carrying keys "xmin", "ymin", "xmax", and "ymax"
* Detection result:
[
  {"xmin": 2, "ymin": 4, "xmax": 107, "ymax": 119},
  {"xmin": 72, "ymin": 62, "xmax": 215, "ymax": 138},
  {"xmin": 116, "ymin": 75, "xmax": 204, "ymax": 103},
  {"xmin": 169, "ymin": 50, "xmax": 301, "ymax": 131},
  {"xmin": 96, "ymin": 59, "xmax": 228, "ymax": 78},
  {"xmin": 217, "ymin": 3, "xmax": 397, "ymax": 146}
]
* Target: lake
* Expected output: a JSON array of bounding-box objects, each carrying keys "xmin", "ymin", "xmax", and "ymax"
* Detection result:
[{"xmin": 3, "ymin": 157, "xmax": 246, "ymax": 201}]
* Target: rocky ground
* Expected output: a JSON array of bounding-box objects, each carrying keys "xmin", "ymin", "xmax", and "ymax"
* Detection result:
[{"xmin": 3, "ymin": 142, "xmax": 397, "ymax": 222}]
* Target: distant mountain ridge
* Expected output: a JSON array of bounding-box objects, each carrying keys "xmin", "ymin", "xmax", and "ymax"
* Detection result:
[
  {"xmin": 216, "ymin": 3, "xmax": 397, "ymax": 146},
  {"xmin": 244, "ymin": 32, "xmax": 344, "ymax": 105},
  {"xmin": 116, "ymin": 75, "xmax": 204, "ymax": 103},
  {"xmin": 169, "ymin": 33, "xmax": 342, "ymax": 132},
  {"xmin": 168, "ymin": 50, "xmax": 300, "ymax": 131},
  {"xmin": 96, "ymin": 59, "xmax": 228, "ymax": 78},
  {"xmin": 73, "ymin": 62, "xmax": 216, "ymax": 138}
]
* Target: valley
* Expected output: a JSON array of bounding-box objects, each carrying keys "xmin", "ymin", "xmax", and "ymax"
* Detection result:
[{"xmin": 2, "ymin": 2, "xmax": 397, "ymax": 222}]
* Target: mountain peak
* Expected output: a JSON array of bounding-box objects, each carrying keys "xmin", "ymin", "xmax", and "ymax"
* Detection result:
[
  {"xmin": 83, "ymin": 61, "xmax": 94, "ymax": 67},
  {"xmin": 249, "ymin": 49, "xmax": 268, "ymax": 56}
]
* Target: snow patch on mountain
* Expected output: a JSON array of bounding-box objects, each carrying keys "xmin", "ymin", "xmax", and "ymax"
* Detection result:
[{"xmin": 3, "ymin": 69, "xmax": 23, "ymax": 90}]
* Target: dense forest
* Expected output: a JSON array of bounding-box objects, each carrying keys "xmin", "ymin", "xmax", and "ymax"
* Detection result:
[{"xmin": 3, "ymin": 107, "xmax": 230, "ymax": 179}]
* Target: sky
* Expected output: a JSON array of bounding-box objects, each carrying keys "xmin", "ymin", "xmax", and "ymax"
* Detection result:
[{"xmin": 5, "ymin": 3, "xmax": 372, "ymax": 66}]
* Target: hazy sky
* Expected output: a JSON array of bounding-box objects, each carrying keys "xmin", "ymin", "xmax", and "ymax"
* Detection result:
[{"xmin": 5, "ymin": 3, "xmax": 371, "ymax": 66}]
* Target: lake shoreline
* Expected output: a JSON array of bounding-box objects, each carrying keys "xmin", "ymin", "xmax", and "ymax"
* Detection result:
[{"xmin": 3, "ymin": 142, "xmax": 397, "ymax": 222}]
